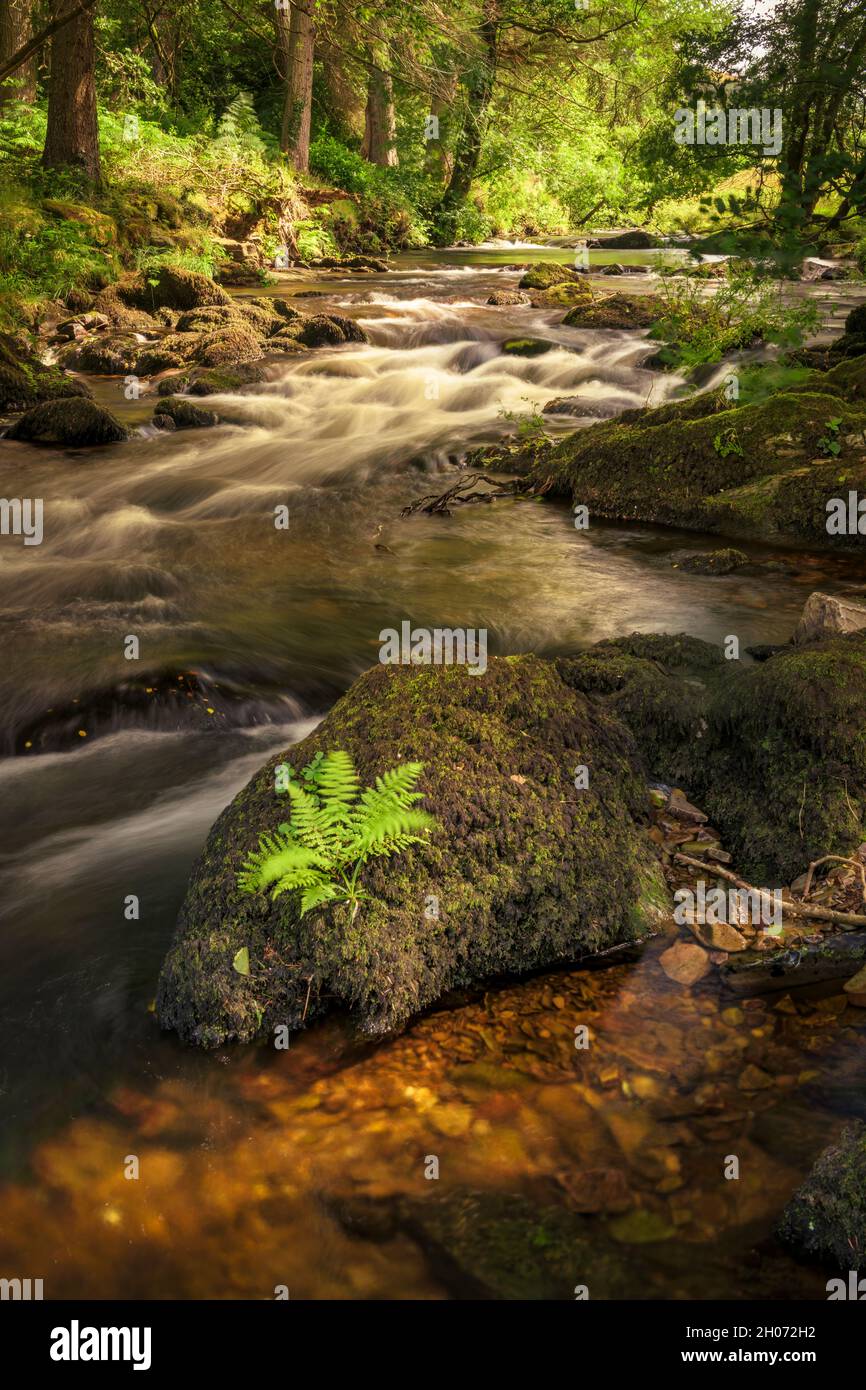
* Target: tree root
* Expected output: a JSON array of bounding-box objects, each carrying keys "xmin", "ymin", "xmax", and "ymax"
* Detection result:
[{"xmin": 400, "ymin": 473, "xmax": 531, "ymax": 518}]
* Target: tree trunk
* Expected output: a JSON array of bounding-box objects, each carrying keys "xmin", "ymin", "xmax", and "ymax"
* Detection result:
[
  {"xmin": 361, "ymin": 67, "xmax": 397, "ymax": 167},
  {"xmin": 42, "ymin": 0, "xmax": 100, "ymax": 182},
  {"xmin": 279, "ymin": 0, "xmax": 316, "ymax": 173},
  {"xmin": 0, "ymin": 0, "xmax": 36, "ymax": 105},
  {"xmin": 320, "ymin": 34, "xmax": 363, "ymax": 141},
  {"xmin": 434, "ymin": 0, "xmax": 499, "ymax": 242}
]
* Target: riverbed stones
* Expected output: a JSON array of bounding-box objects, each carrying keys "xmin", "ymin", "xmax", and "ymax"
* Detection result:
[
  {"xmin": 777, "ymin": 1121, "xmax": 866, "ymax": 1272},
  {"xmin": 157, "ymin": 655, "xmax": 670, "ymax": 1046}
]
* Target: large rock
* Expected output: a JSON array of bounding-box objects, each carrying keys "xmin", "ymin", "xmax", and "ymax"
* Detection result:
[
  {"xmin": 777, "ymin": 1122, "xmax": 866, "ymax": 1272},
  {"xmin": 5, "ymin": 398, "xmax": 128, "ymax": 446},
  {"xmin": 557, "ymin": 633, "xmax": 725, "ymax": 786},
  {"xmin": 693, "ymin": 632, "xmax": 866, "ymax": 881},
  {"xmin": 518, "ymin": 261, "xmax": 587, "ymax": 291},
  {"xmin": 528, "ymin": 368, "xmax": 866, "ymax": 547},
  {"xmin": 563, "ymin": 294, "xmax": 657, "ymax": 330},
  {"xmin": 157, "ymin": 656, "xmax": 669, "ymax": 1047},
  {"xmin": 154, "ymin": 266, "xmax": 232, "ymax": 311},
  {"xmin": 596, "ymin": 230, "xmax": 661, "ymax": 249},
  {"xmin": 791, "ymin": 591, "xmax": 866, "ymax": 645}
]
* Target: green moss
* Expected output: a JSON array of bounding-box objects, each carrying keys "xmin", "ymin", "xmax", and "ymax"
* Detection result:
[
  {"xmin": 693, "ymin": 633, "xmax": 866, "ymax": 881},
  {"xmin": 6, "ymin": 397, "xmax": 128, "ymax": 446},
  {"xmin": 157, "ymin": 656, "xmax": 668, "ymax": 1047},
  {"xmin": 529, "ymin": 384, "xmax": 866, "ymax": 544},
  {"xmin": 777, "ymin": 1122, "xmax": 866, "ymax": 1272},
  {"xmin": 0, "ymin": 332, "xmax": 92, "ymax": 411},
  {"xmin": 518, "ymin": 261, "xmax": 586, "ymax": 290},
  {"xmin": 563, "ymin": 294, "xmax": 657, "ymax": 329}
]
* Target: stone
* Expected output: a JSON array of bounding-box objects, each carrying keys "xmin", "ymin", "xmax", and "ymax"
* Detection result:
[
  {"xmin": 777, "ymin": 1121, "xmax": 866, "ymax": 1271},
  {"xmin": 689, "ymin": 920, "xmax": 748, "ymax": 953},
  {"xmin": 157, "ymin": 656, "xmax": 669, "ymax": 1047},
  {"xmin": 660, "ymin": 940, "xmax": 710, "ymax": 985},
  {"xmin": 5, "ymin": 398, "xmax": 128, "ymax": 446},
  {"xmin": 791, "ymin": 591, "xmax": 866, "ymax": 646},
  {"xmin": 674, "ymin": 548, "xmax": 750, "ymax": 575}
]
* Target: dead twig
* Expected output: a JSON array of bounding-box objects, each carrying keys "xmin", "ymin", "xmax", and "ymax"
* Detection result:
[{"xmin": 674, "ymin": 852, "xmax": 866, "ymax": 930}]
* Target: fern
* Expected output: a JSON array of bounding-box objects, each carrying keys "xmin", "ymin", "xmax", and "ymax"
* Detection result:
[{"xmin": 237, "ymin": 751, "xmax": 436, "ymax": 917}]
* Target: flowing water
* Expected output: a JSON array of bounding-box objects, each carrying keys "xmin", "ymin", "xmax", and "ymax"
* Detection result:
[{"xmin": 1, "ymin": 247, "xmax": 865, "ymax": 1299}]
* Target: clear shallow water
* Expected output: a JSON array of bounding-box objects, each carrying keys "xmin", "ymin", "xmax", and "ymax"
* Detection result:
[{"xmin": 1, "ymin": 253, "xmax": 865, "ymax": 1299}]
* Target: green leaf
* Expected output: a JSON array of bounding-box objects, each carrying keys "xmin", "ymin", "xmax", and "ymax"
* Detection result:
[{"xmin": 232, "ymin": 946, "xmax": 250, "ymax": 976}]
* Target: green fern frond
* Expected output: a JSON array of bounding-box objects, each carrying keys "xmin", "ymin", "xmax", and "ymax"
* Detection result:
[
  {"xmin": 314, "ymin": 749, "xmax": 360, "ymax": 807},
  {"xmin": 237, "ymin": 838, "xmax": 327, "ymax": 894},
  {"xmin": 353, "ymin": 807, "xmax": 436, "ymax": 856}
]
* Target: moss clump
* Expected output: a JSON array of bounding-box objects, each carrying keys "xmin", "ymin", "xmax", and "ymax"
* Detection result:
[
  {"xmin": 557, "ymin": 633, "xmax": 726, "ymax": 785},
  {"xmin": 6, "ymin": 398, "xmax": 128, "ymax": 446},
  {"xmin": 61, "ymin": 335, "xmax": 139, "ymax": 373},
  {"xmin": 777, "ymin": 1122, "xmax": 866, "ymax": 1272},
  {"xmin": 692, "ymin": 632, "xmax": 866, "ymax": 881},
  {"xmin": 156, "ymin": 656, "xmax": 668, "ymax": 1047},
  {"xmin": 154, "ymin": 266, "xmax": 232, "ymax": 310},
  {"xmin": 0, "ymin": 333, "xmax": 91, "ymax": 411},
  {"xmin": 502, "ymin": 338, "xmax": 554, "ymax": 356},
  {"xmin": 175, "ymin": 305, "xmax": 248, "ymax": 333}
]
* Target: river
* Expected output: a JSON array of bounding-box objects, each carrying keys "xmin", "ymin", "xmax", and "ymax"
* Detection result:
[{"xmin": 0, "ymin": 245, "xmax": 864, "ymax": 1298}]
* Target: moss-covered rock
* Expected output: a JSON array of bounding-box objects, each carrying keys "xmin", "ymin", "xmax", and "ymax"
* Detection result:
[
  {"xmin": 675, "ymin": 548, "xmax": 750, "ymax": 574},
  {"xmin": 153, "ymin": 397, "xmax": 218, "ymax": 429},
  {"xmin": 42, "ymin": 199, "xmax": 117, "ymax": 246},
  {"xmin": 518, "ymin": 261, "xmax": 587, "ymax": 291},
  {"xmin": 154, "ymin": 266, "xmax": 232, "ymax": 311},
  {"xmin": 777, "ymin": 1122, "xmax": 866, "ymax": 1273},
  {"xmin": 501, "ymin": 338, "xmax": 555, "ymax": 356},
  {"xmin": 155, "ymin": 364, "xmax": 268, "ymax": 397},
  {"xmin": 692, "ymin": 633, "xmax": 866, "ymax": 881},
  {"xmin": 529, "ymin": 382, "xmax": 866, "ymax": 546},
  {"xmin": 6, "ymin": 398, "xmax": 128, "ymax": 446},
  {"xmin": 0, "ymin": 333, "xmax": 91, "ymax": 412},
  {"xmin": 563, "ymin": 293, "xmax": 657, "ymax": 330},
  {"xmin": 156, "ymin": 656, "xmax": 669, "ymax": 1047},
  {"xmin": 197, "ymin": 323, "xmax": 264, "ymax": 367},
  {"xmin": 557, "ymin": 633, "xmax": 726, "ymax": 785},
  {"xmin": 174, "ymin": 305, "xmax": 247, "ymax": 334},
  {"xmin": 135, "ymin": 346, "xmax": 186, "ymax": 375},
  {"xmin": 294, "ymin": 313, "xmax": 368, "ymax": 347},
  {"xmin": 60, "ymin": 335, "xmax": 139, "ymax": 374},
  {"xmin": 487, "ymin": 290, "xmax": 532, "ymax": 306}
]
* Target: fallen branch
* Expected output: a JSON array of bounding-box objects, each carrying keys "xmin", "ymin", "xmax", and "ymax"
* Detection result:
[
  {"xmin": 803, "ymin": 854, "xmax": 866, "ymax": 907},
  {"xmin": 400, "ymin": 473, "xmax": 523, "ymax": 518},
  {"xmin": 674, "ymin": 852, "xmax": 866, "ymax": 930}
]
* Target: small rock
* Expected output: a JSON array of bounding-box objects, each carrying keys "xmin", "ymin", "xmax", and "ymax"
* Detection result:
[
  {"xmin": 674, "ymin": 548, "xmax": 750, "ymax": 575},
  {"xmin": 660, "ymin": 940, "xmax": 710, "ymax": 985},
  {"xmin": 738, "ymin": 1064, "xmax": 774, "ymax": 1091},
  {"xmin": 689, "ymin": 920, "xmax": 748, "ymax": 953}
]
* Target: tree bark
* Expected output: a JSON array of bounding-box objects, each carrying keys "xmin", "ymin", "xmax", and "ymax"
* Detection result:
[
  {"xmin": 434, "ymin": 0, "xmax": 499, "ymax": 241},
  {"xmin": 279, "ymin": 0, "xmax": 316, "ymax": 173},
  {"xmin": 360, "ymin": 67, "xmax": 397, "ymax": 167},
  {"xmin": 0, "ymin": 0, "xmax": 36, "ymax": 105},
  {"xmin": 42, "ymin": 0, "xmax": 100, "ymax": 182}
]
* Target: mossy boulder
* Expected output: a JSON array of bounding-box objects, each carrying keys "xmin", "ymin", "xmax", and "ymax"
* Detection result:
[
  {"xmin": 675, "ymin": 548, "xmax": 750, "ymax": 575},
  {"xmin": 294, "ymin": 313, "xmax": 368, "ymax": 347},
  {"xmin": 529, "ymin": 383, "xmax": 866, "ymax": 545},
  {"xmin": 777, "ymin": 1122, "xmax": 866, "ymax": 1272},
  {"xmin": 487, "ymin": 290, "xmax": 532, "ymax": 306},
  {"xmin": 60, "ymin": 335, "xmax": 139, "ymax": 374},
  {"xmin": 156, "ymin": 656, "xmax": 669, "ymax": 1047},
  {"xmin": 563, "ymin": 294, "xmax": 657, "ymax": 330},
  {"xmin": 518, "ymin": 261, "xmax": 587, "ymax": 291},
  {"xmin": 692, "ymin": 633, "xmax": 866, "ymax": 882},
  {"xmin": 596, "ymin": 230, "xmax": 661, "ymax": 249},
  {"xmin": 153, "ymin": 397, "xmax": 218, "ymax": 429},
  {"xmin": 154, "ymin": 266, "xmax": 232, "ymax": 311},
  {"xmin": 6, "ymin": 398, "xmax": 128, "ymax": 446},
  {"xmin": 196, "ymin": 324, "xmax": 264, "ymax": 367},
  {"xmin": 175, "ymin": 305, "xmax": 247, "ymax": 334},
  {"xmin": 135, "ymin": 346, "xmax": 187, "ymax": 375},
  {"xmin": 156, "ymin": 364, "xmax": 267, "ymax": 397},
  {"xmin": 557, "ymin": 633, "xmax": 726, "ymax": 785},
  {"xmin": 0, "ymin": 333, "xmax": 91, "ymax": 412},
  {"xmin": 42, "ymin": 199, "xmax": 117, "ymax": 246}
]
